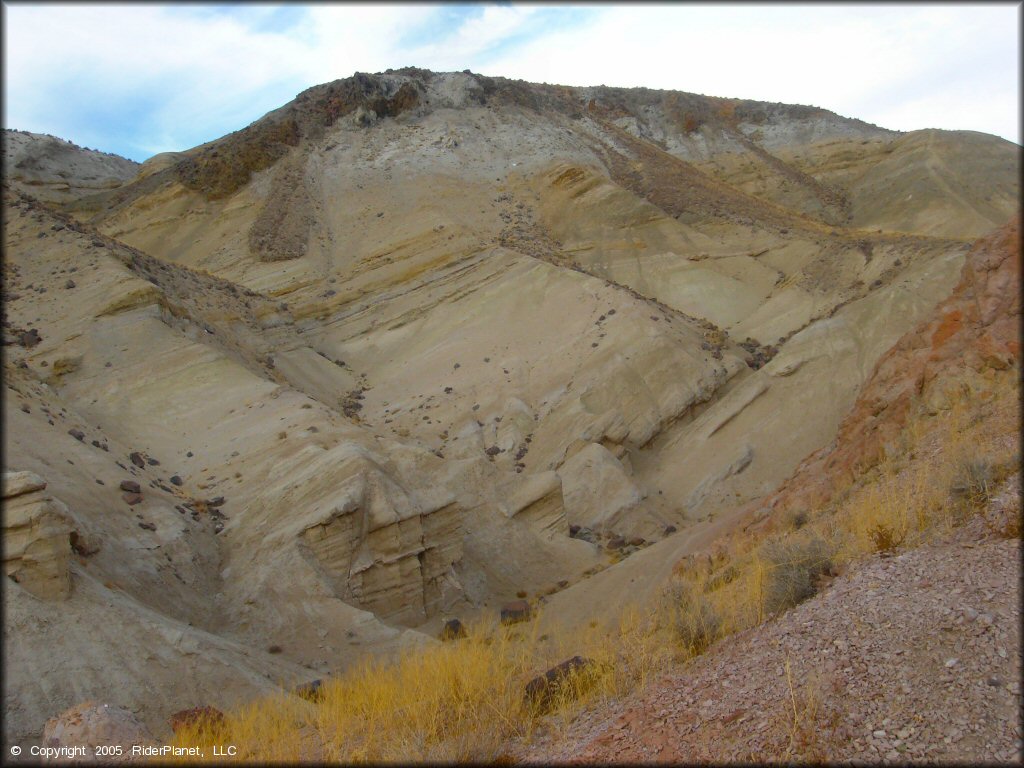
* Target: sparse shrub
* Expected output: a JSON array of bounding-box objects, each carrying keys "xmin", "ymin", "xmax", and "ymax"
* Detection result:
[
  {"xmin": 668, "ymin": 580, "xmax": 721, "ymax": 654},
  {"xmin": 705, "ymin": 562, "xmax": 739, "ymax": 592},
  {"xmin": 868, "ymin": 522, "xmax": 905, "ymax": 552},
  {"xmin": 761, "ymin": 535, "xmax": 833, "ymax": 616},
  {"xmin": 950, "ymin": 458, "xmax": 994, "ymax": 508},
  {"xmin": 984, "ymin": 507, "xmax": 1022, "ymax": 540}
]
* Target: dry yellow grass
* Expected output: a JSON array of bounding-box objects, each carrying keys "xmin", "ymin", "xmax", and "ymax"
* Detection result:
[
  {"xmin": 164, "ymin": 606, "xmax": 672, "ymax": 763},
  {"xmin": 161, "ymin": 367, "xmax": 1018, "ymax": 764}
]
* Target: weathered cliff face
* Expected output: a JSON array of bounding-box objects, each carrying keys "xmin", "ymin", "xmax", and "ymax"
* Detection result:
[
  {"xmin": 3, "ymin": 471, "xmax": 73, "ymax": 601},
  {"xmin": 752, "ymin": 216, "xmax": 1020, "ymax": 517}
]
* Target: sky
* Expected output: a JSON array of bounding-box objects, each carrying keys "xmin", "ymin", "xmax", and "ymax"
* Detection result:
[{"xmin": 2, "ymin": 2, "xmax": 1020, "ymax": 162}]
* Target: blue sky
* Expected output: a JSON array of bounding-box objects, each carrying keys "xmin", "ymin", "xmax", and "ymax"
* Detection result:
[{"xmin": 3, "ymin": 2, "xmax": 1019, "ymax": 162}]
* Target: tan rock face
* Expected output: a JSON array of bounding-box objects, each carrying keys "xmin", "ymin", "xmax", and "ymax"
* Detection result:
[
  {"xmin": 299, "ymin": 467, "xmax": 464, "ymax": 626},
  {"xmin": 3, "ymin": 471, "xmax": 72, "ymax": 601},
  {"xmin": 558, "ymin": 443, "xmax": 643, "ymax": 531},
  {"xmin": 43, "ymin": 700, "xmax": 154, "ymax": 757},
  {"xmin": 504, "ymin": 471, "xmax": 566, "ymax": 538}
]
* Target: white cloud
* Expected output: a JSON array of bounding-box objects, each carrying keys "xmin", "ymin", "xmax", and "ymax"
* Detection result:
[
  {"xmin": 481, "ymin": 4, "xmax": 1020, "ymax": 142},
  {"xmin": 2, "ymin": 2, "xmax": 1019, "ymax": 159},
  {"xmin": 407, "ymin": 4, "xmax": 540, "ymax": 69}
]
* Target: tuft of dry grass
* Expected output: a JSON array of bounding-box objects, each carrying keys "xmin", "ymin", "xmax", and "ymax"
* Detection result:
[{"xmin": 164, "ymin": 606, "xmax": 672, "ymax": 764}]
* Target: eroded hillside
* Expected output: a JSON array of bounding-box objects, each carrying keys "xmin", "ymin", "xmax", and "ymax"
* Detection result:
[{"xmin": 2, "ymin": 68, "xmax": 1019, "ymax": 745}]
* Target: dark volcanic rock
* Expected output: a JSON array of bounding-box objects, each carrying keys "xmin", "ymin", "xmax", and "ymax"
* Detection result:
[
  {"xmin": 169, "ymin": 706, "xmax": 226, "ymax": 735},
  {"xmin": 19, "ymin": 328, "xmax": 41, "ymax": 348},
  {"xmin": 440, "ymin": 618, "xmax": 467, "ymax": 641},
  {"xmin": 70, "ymin": 531, "xmax": 101, "ymax": 557},
  {"xmin": 292, "ymin": 679, "xmax": 324, "ymax": 703},
  {"xmin": 500, "ymin": 599, "xmax": 532, "ymax": 625},
  {"xmin": 524, "ymin": 656, "xmax": 595, "ymax": 712},
  {"xmin": 119, "ymin": 480, "xmax": 141, "ymax": 494}
]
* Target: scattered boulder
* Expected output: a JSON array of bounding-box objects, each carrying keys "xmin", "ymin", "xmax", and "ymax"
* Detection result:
[
  {"xmin": 664, "ymin": 525, "xmax": 677, "ymax": 536},
  {"xmin": 292, "ymin": 679, "xmax": 324, "ymax": 703},
  {"xmin": 129, "ymin": 452, "xmax": 145, "ymax": 469},
  {"xmin": 628, "ymin": 537, "xmax": 646, "ymax": 547},
  {"xmin": 19, "ymin": 328, "xmax": 41, "ymax": 348},
  {"xmin": 69, "ymin": 531, "xmax": 101, "ymax": 557},
  {"xmin": 440, "ymin": 618, "xmax": 467, "ymax": 641},
  {"xmin": 169, "ymin": 706, "xmax": 226, "ymax": 735},
  {"xmin": 64, "ymin": 279, "xmax": 76, "ymax": 289},
  {"xmin": 119, "ymin": 480, "xmax": 141, "ymax": 494},
  {"xmin": 207, "ymin": 496, "xmax": 225, "ymax": 508},
  {"xmin": 67, "ymin": 428, "xmax": 85, "ymax": 441},
  {"xmin": 122, "ymin": 492, "xmax": 143, "ymax": 506},
  {"xmin": 524, "ymin": 656, "xmax": 595, "ymax": 712},
  {"xmin": 606, "ymin": 535, "xmax": 626, "ymax": 551},
  {"xmin": 169, "ymin": 475, "xmax": 183, "ymax": 486},
  {"xmin": 500, "ymin": 599, "xmax": 531, "ymax": 625},
  {"xmin": 42, "ymin": 701, "xmax": 154, "ymax": 752}
]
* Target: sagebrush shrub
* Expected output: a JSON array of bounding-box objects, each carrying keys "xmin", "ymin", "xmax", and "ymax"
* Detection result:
[
  {"xmin": 761, "ymin": 535, "xmax": 833, "ymax": 616},
  {"xmin": 950, "ymin": 458, "xmax": 994, "ymax": 509},
  {"xmin": 668, "ymin": 582, "xmax": 721, "ymax": 654}
]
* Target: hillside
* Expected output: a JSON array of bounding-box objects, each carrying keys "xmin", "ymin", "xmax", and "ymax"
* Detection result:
[
  {"xmin": 512, "ymin": 216, "xmax": 1021, "ymax": 765},
  {"xmin": 2, "ymin": 129, "xmax": 140, "ymax": 203},
  {"xmin": 2, "ymin": 68, "xmax": 1019, "ymax": 750}
]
